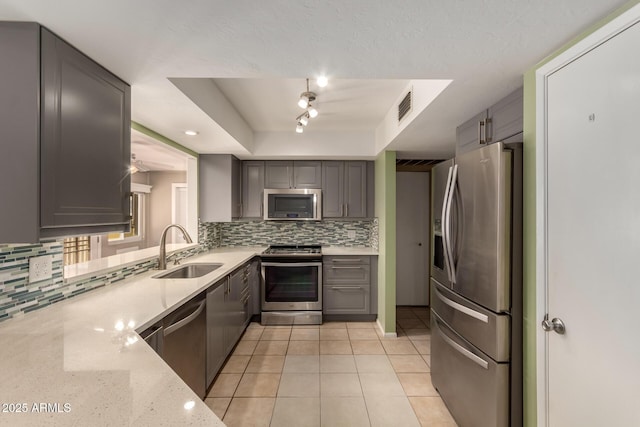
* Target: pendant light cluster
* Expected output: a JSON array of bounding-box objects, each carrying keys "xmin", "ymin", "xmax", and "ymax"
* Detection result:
[{"xmin": 296, "ymin": 77, "xmax": 327, "ymax": 133}]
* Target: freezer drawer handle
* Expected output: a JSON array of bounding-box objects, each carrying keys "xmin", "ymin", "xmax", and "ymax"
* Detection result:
[
  {"xmin": 164, "ymin": 300, "xmax": 206, "ymax": 337},
  {"xmin": 435, "ymin": 287, "xmax": 489, "ymax": 323},
  {"xmin": 435, "ymin": 317, "xmax": 489, "ymax": 370}
]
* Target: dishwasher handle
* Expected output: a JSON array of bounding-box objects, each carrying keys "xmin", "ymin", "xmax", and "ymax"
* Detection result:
[{"xmin": 164, "ymin": 300, "xmax": 206, "ymax": 337}]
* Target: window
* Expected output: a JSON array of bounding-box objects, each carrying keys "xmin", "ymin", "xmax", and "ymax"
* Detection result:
[{"xmin": 63, "ymin": 236, "xmax": 91, "ymax": 265}]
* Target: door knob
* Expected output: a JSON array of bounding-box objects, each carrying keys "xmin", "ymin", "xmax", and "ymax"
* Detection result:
[{"xmin": 542, "ymin": 314, "xmax": 566, "ymax": 334}]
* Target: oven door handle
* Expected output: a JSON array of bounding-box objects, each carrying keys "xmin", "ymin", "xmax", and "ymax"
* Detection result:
[{"xmin": 261, "ymin": 262, "xmax": 323, "ymax": 268}]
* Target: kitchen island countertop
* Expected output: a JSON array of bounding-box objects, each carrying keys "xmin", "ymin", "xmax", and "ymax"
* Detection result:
[{"xmin": 0, "ymin": 246, "xmax": 266, "ymax": 427}]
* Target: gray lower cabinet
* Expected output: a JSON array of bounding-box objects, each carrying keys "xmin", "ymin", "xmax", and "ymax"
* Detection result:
[
  {"xmin": 206, "ymin": 260, "xmax": 256, "ymax": 388},
  {"xmin": 241, "ymin": 161, "xmax": 265, "ymax": 218},
  {"xmin": 1, "ymin": 22, "xmax": 131, "ymax": 242},
  {"xmin": 229, "ymin": 266, "xmax": 251, "ymax": 342},
  {"xmin": 249, "ymin": 258, "xmax": 261, "ymax": 316},
  {"xmin": 206, "ymin": 278, "xmax": 228, "ymax": 386},
  {"xmin": 323, "ymin": 256, "xmax": 375, "ymax": 315}
]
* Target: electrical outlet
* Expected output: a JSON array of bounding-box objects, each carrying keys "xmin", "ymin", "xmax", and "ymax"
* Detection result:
[
  {"xmin": 29, "ymin": 255, "xmax": 53, "ymax": 283},
  {"xmin": 347, "ymin": 230, "xmax": 356, "ymax": 239}
]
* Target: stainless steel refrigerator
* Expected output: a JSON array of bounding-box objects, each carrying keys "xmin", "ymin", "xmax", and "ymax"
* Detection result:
[{"xmin": 430, "ymin": 142, "xmax": 522, "ymax": 427}]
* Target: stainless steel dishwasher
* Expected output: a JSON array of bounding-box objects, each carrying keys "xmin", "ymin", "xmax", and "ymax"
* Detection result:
[{"xmin": 162, "ymin": 295, "xmax": 206, "ymax": 399}]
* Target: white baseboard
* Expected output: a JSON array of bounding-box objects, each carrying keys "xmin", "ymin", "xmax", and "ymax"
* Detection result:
[{"xmin": 376, "ymin": 317, "xmax": 397, "ymax": 338}]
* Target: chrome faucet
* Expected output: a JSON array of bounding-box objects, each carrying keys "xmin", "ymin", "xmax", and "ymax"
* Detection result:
[{"xmin": 158, "ymin": 224, "xmax": 193, "ymax": 270}]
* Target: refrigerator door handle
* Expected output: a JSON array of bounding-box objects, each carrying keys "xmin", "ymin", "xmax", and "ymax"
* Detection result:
[
  {"xmin": 441, "ymin": 166, "xmax": 454, "ymax": 281},
  {"xmin": 445, "ymin": 164, "xmax": 459, "ymax": 283},
  {"xmin": 435, "ymin": 287, "xmax": 489, "ymax": 323},
  {"xmin": 435, "ymin": 316, "xmax": 489, "ymax": 370}
]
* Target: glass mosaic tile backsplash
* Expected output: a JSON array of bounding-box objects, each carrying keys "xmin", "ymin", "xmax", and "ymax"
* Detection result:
[
  {"xmin": 204, "ymin": 219, "xmax": 378, "ymax": 248},
  {"xmin": 0, "ymin": 218, "xmax": 377, "ymax": 322},
  {"xmin": 0, "ymin": 242, "xmax": 202, "ymax": 322}
]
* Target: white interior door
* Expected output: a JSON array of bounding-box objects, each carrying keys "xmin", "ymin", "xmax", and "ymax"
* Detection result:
[
  {"xmin": 396, "ymin": 171, "xmax": 430, "ymax": 306},
  {"xmin": 543, "ymin": 19, "xmax": 640, "ymax": 426},
  {"xmin": 171, "ymin": 183, "xmax": 188, "ymax": 243}
]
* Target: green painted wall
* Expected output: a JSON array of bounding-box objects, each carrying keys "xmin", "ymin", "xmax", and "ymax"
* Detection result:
[
  {"xmin": 374, "ymin": 150, "xmax": 396, "ymax": 333},
  {"xmin": 522, "ymin": 2, "xmax": 638, "ymax": 425},
  {"xmin": 131, "ymin": 121, "xmax": 199, "ymax": 158}
]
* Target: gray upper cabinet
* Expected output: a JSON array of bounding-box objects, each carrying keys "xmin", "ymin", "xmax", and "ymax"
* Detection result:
[
  {"xmin": 456, "ymin": 110, "xmax": 489, "ymax": 156},
  {"xmin": 0, "ymin": 23, "xmax": 131, "ymax": 243},
  {"xmin": 241, "ymin": 161, "xmax": 265, "ymax": 218},
  {"xmin": 487, "ymin": 88, "xmax": 523, "ymax": 143},
  {"xmin": 265, "ymin": 161, "xmax": 322, "ymax": 189},
  {"xmin": 322, "ymin": 162, "xmax": 344, "ymax": 217},
  {"xmin": 199, "ymin": 154, "xmax": 241, "ymax": 222},
  {"xmin": 344, "ymin": 162, "xmax": 367, "ymax": 218},
  {"xmin": 456, "ymin": 87, "xmax": 523, "ymax": 155},
  {"xmin": 265, "ymin": 161, "xmax": 292, "ymax": 189},
  {"xmin": 293, "ymin": 161, "xmax": 322, "ymax": 188},
  {"xmin": 322, "ymin": 161, "xmax": 368, "ymax": 218}
]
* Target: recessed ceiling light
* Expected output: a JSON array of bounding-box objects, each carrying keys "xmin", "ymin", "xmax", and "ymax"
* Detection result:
[
  {"xmin": 316, "ymin": 76, "xmax": 328, "ymax": 87},
  {"xmin": 184, "ymin": 130, "xmax": 199, "ymax": 136}
]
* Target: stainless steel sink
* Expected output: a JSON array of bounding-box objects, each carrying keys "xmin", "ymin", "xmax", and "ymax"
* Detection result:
[{"xmin": 153, "ymin": 263, "xmax": 223, "ymax": 279}]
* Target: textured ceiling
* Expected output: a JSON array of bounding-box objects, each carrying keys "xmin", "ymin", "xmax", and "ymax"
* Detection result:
[{"xmin": 0, "ymin": 0, "xmax": 629, "ymax": 158}]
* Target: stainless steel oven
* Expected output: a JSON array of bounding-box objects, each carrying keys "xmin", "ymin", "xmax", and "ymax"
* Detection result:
[{"xmin": 261, "ymin": 245, "xmax": 322, "ymax": 325}]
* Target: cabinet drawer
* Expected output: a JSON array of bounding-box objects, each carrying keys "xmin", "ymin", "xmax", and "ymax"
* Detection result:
[
  {"xmin": 324, "ymin": 264, "xmax": 370, "ymax": 283},
  {"xmin": 323, "ymin": 284, "xmax": 370, "ymax": 314},
  {"xmin": 324, "ymin": 256, "xmax": 370, "ymax": 265}
]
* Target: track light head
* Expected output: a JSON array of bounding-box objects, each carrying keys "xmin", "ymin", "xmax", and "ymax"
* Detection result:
[
  {"xmin": 296, "ymin": 123, "xmax": 304, "ymax": 133},
  {"xmin": 298, "ymin": 95, "xmax": 309, "ymax": 109},
  {"xmin": 298, "ymin": 91, "xmax": 316, "ymax": 109},
  {"xmin": 307, "ymin": 106, "xmax": 318, "ymax": 118}
]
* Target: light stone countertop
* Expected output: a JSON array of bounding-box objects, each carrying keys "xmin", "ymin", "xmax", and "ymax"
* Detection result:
[
  {"xmin": 63, "ymin": 242, "xmax": 199, "ymax": 282},
  {"xmin": 321, "ymin": 246, "xmax": 378, "ymax": 256},
  {"xmin": 0, "ymin": 246, "xmax": 266, "ymax": 427}
]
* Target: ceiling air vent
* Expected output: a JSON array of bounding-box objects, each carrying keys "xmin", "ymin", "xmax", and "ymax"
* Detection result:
[
  {"xmin": 398, "ymin": 89, "xmax": 413, "ymax": 123},
  {"xmin": 396, "ymin": 159, "xmax": 444, "ymax": 172}
]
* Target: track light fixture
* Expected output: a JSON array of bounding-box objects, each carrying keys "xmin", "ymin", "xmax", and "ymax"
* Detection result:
[{"xmin": 295, "ymin": 78, "xmax": 322, "ymax": 133}]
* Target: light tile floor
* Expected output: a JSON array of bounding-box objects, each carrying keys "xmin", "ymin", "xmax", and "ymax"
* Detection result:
[{"xmin": 205, "ymin": 306, "xmax": 457, "ymax": 427}]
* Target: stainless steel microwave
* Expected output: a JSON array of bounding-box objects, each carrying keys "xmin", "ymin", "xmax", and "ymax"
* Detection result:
[{"xmin": 264, "ymin": 189, "xmax": 322, "ymax": 221}]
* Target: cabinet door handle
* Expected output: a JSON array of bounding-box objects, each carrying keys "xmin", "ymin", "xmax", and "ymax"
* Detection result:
[
  {"xmin": 478, "ymin": 120, "xmax": 486, "ymax": 144},
  {"xmin": 331, "ymin": 286, "xmax": 363, "ymax": 290},
  {"xmin": 345, "ymin": 204, "xmax": 349, "ymax": 217},
  {"xmin": 485, "ymin": 117, "xmax": 492, "ymax": 143},
  {"xmin": 332, "ymin": 258, "xmax": 362, "ymax": 263},
  {"xmin": 164, "ymin": 300, "xmax": 205, "ymax": 336},
  {"xmin": 331, "ymin": 266, "xmax": 363, "ymax": 270},
  {"xmin": 260, "ymin": 192, "xmax": 264, "ymax": 218}
]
